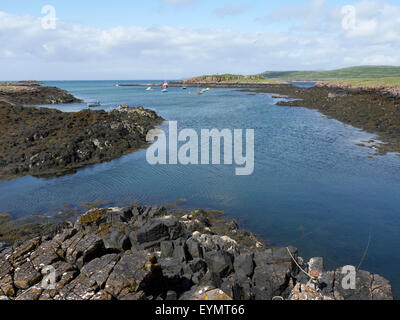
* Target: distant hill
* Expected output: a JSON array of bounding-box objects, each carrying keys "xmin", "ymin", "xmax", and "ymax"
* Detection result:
[
  {"xmin": 261, "ymin": 66, "xmax": 400, "ymax": 80},
  {"xmin": 183, "ymin": 74, "xmax": 283, "ymax": 84}
]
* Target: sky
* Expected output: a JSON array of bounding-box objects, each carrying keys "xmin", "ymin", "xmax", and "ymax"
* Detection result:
[{"xmin": 0, "ymin": 0, "xmax": 399, "ymax": 80}]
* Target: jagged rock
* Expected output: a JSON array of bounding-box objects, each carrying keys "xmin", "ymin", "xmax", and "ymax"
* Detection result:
[
  {"xmin": 234, "ymin": 253, "xmax": 254, "ymax": 279},
  {"xmin": 10, "ymin": 238, "xmax": 41, "ymax": 265},
  {"xmin": 184, "ymin": 258, "xmax": 207, "ymax": 275},
  {"xmin": 333, "ymin": 268, "xmax": 393, "ymax": 300},
  {"xmin": 14, "ymin": 261, "xmax": 42, "ymax": 290},
  {"xmin": 160, "ymin": 241, "xmax": 174, "ymax": 258},
  {"xmin": 173, "ymin": 239, "xmax": 190, "ymax": 262},
  {"xmin": 0, "ymin": 206, "xmax": 394, "ymax": 301},
  {"xmin": 191, "ymin": 232, "xmax": 239, "ymax": 255},
  {"xmin": 129, "ymin": 216, "xmax": 185, "ymax": 249},
  {"xmin": 204, "ymin": 251, "xmax": 233, "ymax": 278},
  {"xmin": 91, "ymin": 290, "xmax": 113, "ymax": 300},
  {"xmin": 186, "ymin": 237, "xmax": 203, "ymax": 259},
  {"xmin": 57, "ymin": 273, "xmax": 98, "ymax": 300},
  {"xmin": 101, "ymin": 226, "xmax": 131, "ymax": 251},
  {"xmin": 81, "ymin": 254, "xmax": 120, "ymax": 288},
  {"xmin": 30, "ymin": 240, "xmax": 61, "ymax": 270},
  {"xmin": 105, "ymin": 252, "xmax": 162, "ymax": 298},
  {"xmin": 290, "ymin": 283, "xmax": 334, "ymax": 300},
  {"xmin": 159, "ymin": 258, "xmax": 184, "ymax": 280},
  {"xmin": 199, "ymin": 271, "xmax": 223, "ymax": 289},
  {"xmin": 15, "ymin": 285, "xmax": 43, "ymax": 300},
  {"xmin": 0, "ymin": 274, "xmax": 15, "ymax": 297},
  {"xmin": 64, "ymin": 233, "xmax": 105, "ymax": 267}
]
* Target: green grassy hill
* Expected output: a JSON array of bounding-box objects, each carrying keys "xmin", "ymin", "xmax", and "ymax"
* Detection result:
[{"xmin": 261, "ymin": 66, "xmax": 400, "ymax": 80}]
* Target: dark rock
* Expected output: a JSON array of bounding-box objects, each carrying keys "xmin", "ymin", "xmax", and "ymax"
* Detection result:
[
  {"xmin": 165, "ymin": 290, "xmax": 178, "ymax": 300},
  {"xmin": 15, "ymin": 285, "xmax": 43, "ymax": 300},
  {"xmin": 186, "ymin": 238, "xmax": 203, "ymax": 259},
  {"xmin": 160, "ymin": 241, "xmax": 175, "ymax": 258},
  {"xmin": 105, "ymin": 251, "xmax": 162, "ymax": 298},
  {"xmin": 173, "ymin": 240, "xmax": 190, "ymax": 262},
  {"xmin": 129, "ymin": 216, "xmax": 185, "ymax": 249},
  {"xmin": 102, "ymin": 226, "xmax": 131, "ymax": 251},
  {"xmin": 204, "ymin": 251, "xmax": 233, "ymax": 278},
  {"xmin": 185, "ymin": 258, "xmax": 207, "ymax": 274},
  {"xmin": 14, "ymin": 261, "xmax": 42, "ymax": 290},
  {"xmin": 80, "ymin": 254, "xmax": 120, "ymax": 288},
  {"xmin": 234, "ymin": 253, "xmax": 254, "ymax": 279},
  {"xmin": 333, "ymin": 268, "xmax": 393, "ymax": 300},
  {"xmin": 65, "ymin": 233, "xmax": 105, "ymax": 267},
  {"xmin": 199, "ymin": 271, "xmax": 223, "ymax": 289},
  {"xmin": 252, "ymin": 264, "xmax": 291, "ymax": 300},
  {"xmin": 159, "ymin": 258, "xmax": 184, "ymax": 280}
]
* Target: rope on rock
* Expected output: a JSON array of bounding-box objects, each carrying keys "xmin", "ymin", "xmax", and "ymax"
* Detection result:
[
  {"xmin": 357, "ymin": 226, "xmax": 372, "ymax": 271},
  {"xmin": 286, "ymin": 247, "xmax": 312, "ymax": 279}
]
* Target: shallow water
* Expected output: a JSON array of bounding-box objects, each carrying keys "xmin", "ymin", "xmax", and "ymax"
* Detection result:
[{"xmin": 1, "ymin": 81, "xmax": 399, "ymax": 297}]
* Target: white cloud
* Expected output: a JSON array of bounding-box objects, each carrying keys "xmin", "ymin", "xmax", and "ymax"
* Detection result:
[
  {"xmin": 0, "ymin": 1, "xmax": 399, "ymax": 80},
  {"xmin": 214, "ymin": 5, "xmax": 249, "ymax": 18},
  {"xmin": 161, "ymin": 0, "xmax": 195, "ymax": 7}
]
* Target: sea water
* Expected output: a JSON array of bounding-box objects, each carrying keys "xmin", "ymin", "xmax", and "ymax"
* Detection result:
[{"xmin": 1, "ymin": 80, "xmax": 399, "ymax": 297}]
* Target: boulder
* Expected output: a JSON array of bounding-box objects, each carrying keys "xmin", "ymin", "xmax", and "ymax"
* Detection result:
[
  {"xmin": 252, "ymin": 264, "xmax": 291, "ymax": 300},
  {"xmin": 234, "ymin": 253, "xmax": 254, "ymax": 279},
  {"xmin": 160, "ymin": 241, "xmax": 175, "ymax": 258},
  {"xmin": 13, "ymin": 261, "xmax": 42, "ymax": 290},
  {"xmin": 204, "ymin": 251, "xmax": 233, "ymax": 278},
  {"xmin": 105, "ymin": 251, "xmax": 162, "ymax": 298},
  {"xmin": 80, "ymin": 254, "xmax": 120, "ymax": 288},
  {"xmin": 129, "ymin": 216, "xmax": 185, "ymax": 249},
  {"xmin": 333, "ymin": 268, "xmax": 393, "ymax": 300}
]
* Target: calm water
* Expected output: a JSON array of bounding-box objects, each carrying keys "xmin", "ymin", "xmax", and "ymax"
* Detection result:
[{"xmin": 1, "ymin": 81, "xmax": 399, "ymax": 297}]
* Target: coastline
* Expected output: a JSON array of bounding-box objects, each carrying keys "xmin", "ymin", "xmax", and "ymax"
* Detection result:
[
  {"xmin": 0, "ymin": 80, "xmax": 398, "ymax": 300},
  {"xmin": 149, "ymin": 80, "xmax": 400, "ymax": 156},
  {"xmin": 0, "ymin": 82, "xmax": 164, "ymax": 182},
  {"xmin": 0, "ymin": 204, "xmax": 393, "ymax": 300}
]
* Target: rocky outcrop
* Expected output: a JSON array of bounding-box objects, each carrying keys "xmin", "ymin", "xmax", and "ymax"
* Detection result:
[
  {"xmin": 0, "ymin": 206, "xmax": 393, "ymax": 300},
  {"xmin": 0, "ymin": 81, "xmax": 81, "ymax": 106},
  {"xmin": 0, "ymin": 104, "xmax": 164, "ymax": 181},
  {"xmin": 243, "ymin": 83, "xmax": 400, "ymax": 155}
]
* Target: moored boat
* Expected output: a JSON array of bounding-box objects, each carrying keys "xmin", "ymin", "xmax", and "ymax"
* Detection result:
[{"xmin": 87, "ymin": 101, "xmax": 101, "ymax": 107}]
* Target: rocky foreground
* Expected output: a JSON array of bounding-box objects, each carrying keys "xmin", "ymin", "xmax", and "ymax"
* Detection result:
[{"xmin": 0, "ymin": 206, "xmax": 393, "ymax": 300}]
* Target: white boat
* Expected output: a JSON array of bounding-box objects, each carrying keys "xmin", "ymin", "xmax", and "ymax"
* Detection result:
[
  {"xmin": 161, "ymin": 89, "xmax": 168, "ymax": 93},
  {"xmin": 146, "ymin": 87, "xmax": 152, "ymax": 91},
  {"xmin": 87, "ymin": 101, "xmax": 101, "ymax": 107}
]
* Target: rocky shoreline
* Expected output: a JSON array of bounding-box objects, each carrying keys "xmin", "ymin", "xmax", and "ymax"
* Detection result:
[
  {"xmin": 0, "ymin": 81, "xmax": 164, "ymax": 181},
  {"xmin": 0, "ymin": 205, "xmax": 393, "ymax": 300},
  {"xmin": 238, "ymin": 83, "xmax": 400, "ymax": 155},
  {"xmin": 0, "ymin": 81, "xmax": 81, "ymax": 106}
]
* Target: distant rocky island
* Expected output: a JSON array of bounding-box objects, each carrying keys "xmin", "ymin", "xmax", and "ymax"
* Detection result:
[
  {"xmin": 0, "ymin": 81, "xmax": 164, "ymax": 181},
  {"xmin": 0, "ymin": 205, "xmax": 393, "ymax": 300}
]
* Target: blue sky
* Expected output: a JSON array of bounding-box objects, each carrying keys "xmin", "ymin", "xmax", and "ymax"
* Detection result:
[{"xmin": 1, "ymin": 0, "xmax": 399, "ymax": 80}]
